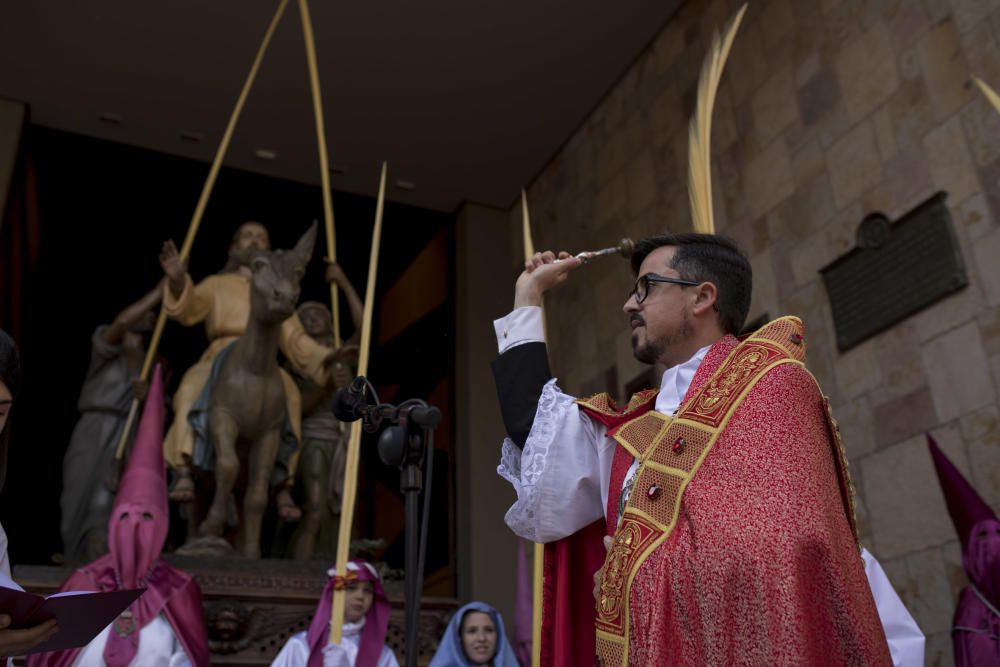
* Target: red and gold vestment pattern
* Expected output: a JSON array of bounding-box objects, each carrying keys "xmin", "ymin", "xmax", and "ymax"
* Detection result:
[{"xmin": 559, "ymin": 317, "xmax": 891, "ymax": 666}]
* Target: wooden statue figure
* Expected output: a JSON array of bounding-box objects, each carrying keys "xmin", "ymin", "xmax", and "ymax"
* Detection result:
[
  {"xmin": 60, "ymin": 285, "xmax": 161, "ymax": 564},
  {"xmin": 159, "ymin": 222, "xmax": 338, "ymax": 556},
  {"xmin": 282, "ymin": 261, "xmax": 363, "ymax": 560}
]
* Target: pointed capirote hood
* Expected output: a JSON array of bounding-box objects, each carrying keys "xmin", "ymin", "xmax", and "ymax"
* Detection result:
[{"xmin": 928, "ymin": 433, "xmax": 996, "ymax": 554}]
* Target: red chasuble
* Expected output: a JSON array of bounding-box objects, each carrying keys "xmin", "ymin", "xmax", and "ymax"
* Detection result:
[{"xmin": 539, "ymin": 317, "xmax": 890, "ymax": 666}]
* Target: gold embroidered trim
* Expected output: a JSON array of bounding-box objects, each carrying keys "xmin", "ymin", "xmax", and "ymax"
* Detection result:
[
  {"xmin": 817, "ymin": 381, "xmax": 860, "ymax": 550},
  {"xmin": 611, "ymin": 411, "xmax": 670, "ymax": 459},
  {"xmin": 577, "ymin": 388, "xmax": 659, "ymax": 418},
  {"xmin": 748, "ymin": 315, "xmax": 807, "ymax": 363}
]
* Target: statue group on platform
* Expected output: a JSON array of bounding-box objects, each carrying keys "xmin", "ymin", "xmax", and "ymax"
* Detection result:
[
  {"xmin": 60, "ymin": 220, "xmax": 363, "ymax": 563},
  {"xmin": 34, "ymin": 4, "xmax": 1000, "ymax": 663}
]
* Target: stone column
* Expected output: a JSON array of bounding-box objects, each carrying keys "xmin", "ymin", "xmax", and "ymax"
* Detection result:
[{"xmin": 454, "ymin": 200, "xmax": 519, "ymax": 624}]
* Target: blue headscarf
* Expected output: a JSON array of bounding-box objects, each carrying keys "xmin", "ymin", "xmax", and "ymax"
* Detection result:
[{"xmin": 429, "ymin": 602, "xmax": 520, "ymax": 667}]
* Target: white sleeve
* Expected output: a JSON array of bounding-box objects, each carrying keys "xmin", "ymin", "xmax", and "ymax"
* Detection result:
[
  {"xmin": 168, "ymin": 647, "xmax": 192, "ymax": 667},
  {"xmin": 321, "ymin": 642, "xmax": 352, "ymax": 667},
  {"xmin": 497, "ymin": 378, "xmax": 612, "ymax": 543},
  {"xmin": 271, "ymin": 632, "xmax": 310, "ymax": 667},
  {"xmin": 168, "ymin": 628, "xmax": 192, "ymax": 667},
  {"xmin": 0, "ymin": 523, "xmax": 11, "ymax": 580},
  {"xmin": 379, "ymin": 644, "xmax": 400, "ymax": 667},
  {"xmin": 861, "ymin": 548, "xmax": 925, "ymax": 667},
  {"xmin": 494, "ymin": 307, "xmax": 545, "ymax": 353}
]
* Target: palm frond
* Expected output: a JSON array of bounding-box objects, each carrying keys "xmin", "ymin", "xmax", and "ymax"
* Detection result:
[
  {"xmin": 688, "ymin": 3, "xmax": 748, "ymax": 234},
  {"xmin": 973, "ymin": 75, "xmax": 1000, "ymax": 118}
]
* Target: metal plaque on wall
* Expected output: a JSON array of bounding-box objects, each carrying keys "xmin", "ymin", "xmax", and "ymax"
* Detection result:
[{"xmin": 820, "ymin": 192, "xmax": 968, "ymax": 352}]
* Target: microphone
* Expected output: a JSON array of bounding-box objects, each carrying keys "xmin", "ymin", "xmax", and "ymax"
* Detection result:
[
  {"xmin": 331, "ymin": 376, "xmax": 443, "ymax": 433},
  {"xmin": 403, "ymin": 405, "xmax": 442, "ymax": 429},
  {"xmin": 332, "ymin": 376, "xmax": 368, "ymax": 422}
]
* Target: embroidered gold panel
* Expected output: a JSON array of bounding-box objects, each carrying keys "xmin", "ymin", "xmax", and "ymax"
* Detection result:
[
  {"xmin": 611, "ymin": 412, "xmax": 668, "ymax": 459},
  {"xmin": 577, "ymin": 388, "xmax": 659, "ymax": 419},
  {"xmin": 820, "ymin": 388, "xmax": 860, "ymax": 545}
]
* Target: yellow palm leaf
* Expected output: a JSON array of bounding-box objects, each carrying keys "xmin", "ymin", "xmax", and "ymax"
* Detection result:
[
  {"xmin": 973, "ymin": 75, "xmax": 1000, "ymax": 117},
  {"xmin": 688, "ymin": 3, "xmax": 748, "ymax": 234},
  {"xmin": 522, "ymin": 188, "xmax": 535, "ymax": 259}
]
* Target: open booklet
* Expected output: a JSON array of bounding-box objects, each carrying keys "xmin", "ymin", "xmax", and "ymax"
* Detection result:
[{"xmin": 0, "ymin": 574, "xmax": 144, "ymax": 655}]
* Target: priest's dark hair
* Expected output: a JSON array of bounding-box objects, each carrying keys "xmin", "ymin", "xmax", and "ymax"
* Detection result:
[
  {"xmin": 630, "ymin": 233, "xmax": 752, "ymax": 335},
  {"xmin": 0, "ymin": 328, "xmax": 21, "ymax": 492}
]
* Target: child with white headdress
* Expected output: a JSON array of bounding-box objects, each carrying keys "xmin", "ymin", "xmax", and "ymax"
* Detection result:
[{"xmin": 272, "ymin": 559, "xmax": 397, "ymax": 667}]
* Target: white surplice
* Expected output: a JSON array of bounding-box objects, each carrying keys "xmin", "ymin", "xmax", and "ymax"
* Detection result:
[{"xmin": 494, "ymin": 306, "xmax": 708, "ymax": 542}]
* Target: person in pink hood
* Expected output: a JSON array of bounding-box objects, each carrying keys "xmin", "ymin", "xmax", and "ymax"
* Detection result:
[{"xmin": 27, "ymin": 365, "xmax": 209, "ymax": 667}]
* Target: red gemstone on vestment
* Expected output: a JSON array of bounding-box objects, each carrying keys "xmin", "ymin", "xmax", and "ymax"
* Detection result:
[
  {"xmin": 647, "ymin": 484, "xmax": 661, "ymax": 499},
  {"xmin": 672, "ymin": 437, "xmax": 686, "ymax": 453},
  {"xmin": 790, "ymin": 333, "xmax": 803, "ymax": 345}
]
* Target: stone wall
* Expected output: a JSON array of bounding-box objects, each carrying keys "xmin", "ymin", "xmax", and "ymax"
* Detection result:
[{"xmin": 513, "ymin": 0, "xmax": 1000, "ymax": 663}]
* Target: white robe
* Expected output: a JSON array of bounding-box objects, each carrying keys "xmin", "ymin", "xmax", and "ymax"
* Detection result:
[
  {"xmin": 70, "ymin": 615, "xmax": 190, "ymax": 667},
  {"xmin": 862, "ymin": 549, "xmax": 927, "ymax": 667},
  {"xmin": 494, "ymin": 306, "xmax": 926, "ymax": 667},
  {"xmin": 0, "ymin": 522, "xmax": 11, "ymax": 580},
  {"xmin": 271, "ymin": 619, "xmax": 398, "ymax": 667}
]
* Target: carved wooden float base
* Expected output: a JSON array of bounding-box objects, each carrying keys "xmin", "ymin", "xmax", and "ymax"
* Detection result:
[{"xmin": 16, "ymin": 556, "xmax": 457, "ymax": 666}]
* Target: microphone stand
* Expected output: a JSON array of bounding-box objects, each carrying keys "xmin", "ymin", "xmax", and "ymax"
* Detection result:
[{"xmin": 336, "ymin": 377, "xmax": 441, "ymax": 667}]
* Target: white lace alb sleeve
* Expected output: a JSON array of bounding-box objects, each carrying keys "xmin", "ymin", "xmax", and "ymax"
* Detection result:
[{"xmin": 497, "ymin": 378, "xmax": 613, "ymax": 543}]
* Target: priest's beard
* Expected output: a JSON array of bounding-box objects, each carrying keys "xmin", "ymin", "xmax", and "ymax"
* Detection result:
[{"xmin": 631, "ymin": 308, "xmax": 694, "ymax": 365}]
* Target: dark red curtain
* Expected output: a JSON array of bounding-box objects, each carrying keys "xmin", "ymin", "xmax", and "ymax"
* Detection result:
[{"xmin": 0, "ymin": 125, "xmax": 41, "ymax": 342}]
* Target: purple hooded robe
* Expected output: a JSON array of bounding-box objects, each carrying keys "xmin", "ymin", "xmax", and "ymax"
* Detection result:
[{"xmin": 929, "ymin": 435, "xmax": 1000, "ymax": 666}]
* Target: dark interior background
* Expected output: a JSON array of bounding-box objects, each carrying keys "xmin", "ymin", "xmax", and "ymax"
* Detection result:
[{"xmin": 0, "ymin": 125, "xmax": 456, "ymax": 592}]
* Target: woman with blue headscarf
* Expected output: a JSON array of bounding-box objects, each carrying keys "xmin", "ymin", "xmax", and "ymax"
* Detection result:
[{"xmin": 429, "ymin": 602, "xmax": 519, "ymax": 667}]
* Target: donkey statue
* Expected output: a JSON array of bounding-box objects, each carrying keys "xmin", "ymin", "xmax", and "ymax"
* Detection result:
[{"xmin": 195, "ymin": 223, "xmax": 320, "ymax": 557}]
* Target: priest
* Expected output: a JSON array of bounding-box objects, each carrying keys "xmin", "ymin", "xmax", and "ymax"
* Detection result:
[{"xmin": 493, "ymin": 234, "xmax": 902, "ymax": 665}]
